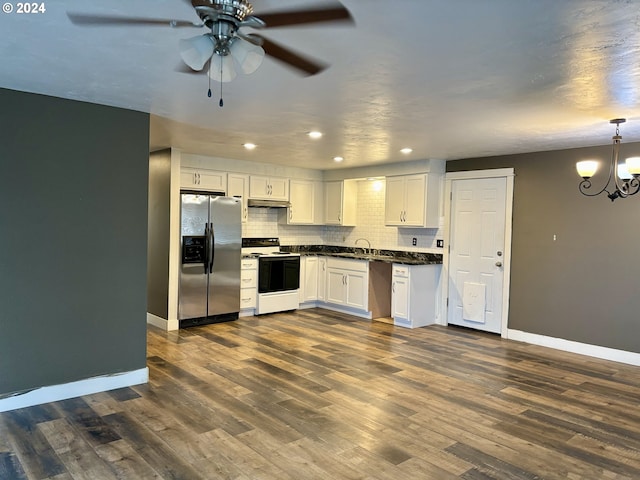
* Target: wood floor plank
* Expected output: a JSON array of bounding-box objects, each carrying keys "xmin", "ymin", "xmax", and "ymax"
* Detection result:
[{"xmin": 2, "ymin": 308, "xmax": 640, "ymax": 479}]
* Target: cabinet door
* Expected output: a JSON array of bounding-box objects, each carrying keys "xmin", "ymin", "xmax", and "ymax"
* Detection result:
[
  {"xmin": 384, "ymin": 176, "xmax": 406, "ymax": 225},
  {"xmin": 392, "ymin": 276, "xmax": 409, "ymax": 318},
  {"xmin": 289, "ymin": 179, "xmax": 315, "ymax": 224},
  {"xmin": 317, "ymin": 257, "xmax": 327, "ymax": 301},
  {"xmin": 199, "ymin": 170, "xmax": 226, "ymax": 192},
  {"xmin": 403, "ymin": 174, "xmax": 427, "ymax": 226},
  {"xmin": 345, "ymin": 271, "xmax": 367, "ymax": 310},
  {"xmin": 249, "ymin": 175, "xmax": 271, "ymax": 199},
  {"xmin": 228, "ymin": 173, "xmax": 249, "ymax": 222},
  {"xmin": 326, "ymin": 269, "xmax": 347, "ymax": 304},
  {"xmin": 324, "ymin": 181, "xmax": 343, "ymax": 224},
  {"xmin": 181, "ymin": 168, "xmax": 226, "ymax": 192},
  {"xmin": 303, "ymin": 256, "xmax": 318, "ymax": 302},
  {"xmin": 268, "ymin": 177, "xmax": 289, "ymax": 201}
]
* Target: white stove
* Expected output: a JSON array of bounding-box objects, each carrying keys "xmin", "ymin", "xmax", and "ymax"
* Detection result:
[{"xmin": 241, "ymin": 238, "xmax": 300, "ymax": 314}]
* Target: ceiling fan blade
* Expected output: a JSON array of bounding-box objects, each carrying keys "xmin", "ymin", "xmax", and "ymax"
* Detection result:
[
  {"xmin": 253, "ymin": 2, "xmax": 353, "ymax": 28},
  {"xmin": 67, "ymin": 13, "xmax": 202, "ymax": 28},
  {"xmin": 255, "ymin": 35, "xmax": 327, "ymax": 76}
]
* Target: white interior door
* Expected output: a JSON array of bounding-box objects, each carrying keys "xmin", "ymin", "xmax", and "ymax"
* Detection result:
[{"xmin": 447, "ymin": 177, "xmax": 508, "ymax": 334}]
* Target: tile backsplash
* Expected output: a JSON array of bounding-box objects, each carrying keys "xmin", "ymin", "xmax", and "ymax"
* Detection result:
[{"xmin": 242, "ymin": 179, "xmax": 443, "ymax": 252}]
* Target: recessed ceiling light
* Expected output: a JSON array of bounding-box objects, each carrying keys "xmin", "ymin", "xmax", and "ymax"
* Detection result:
[
  {"xmin": 333, "ymin": 156, "xmax": 344, "ymax": 162},
  {"xmin": 243, "ymin": 143, "xmax": 257, "ymax": 150},
  {"xmin": 400, "ymin": 148, "xmax": 413, "ymax": 154},
  {"xmin": 308, "ymin": 131, "xmax": 323, "ymax": 139}
]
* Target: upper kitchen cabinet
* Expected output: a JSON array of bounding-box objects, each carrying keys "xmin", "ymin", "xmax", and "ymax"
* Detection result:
[
  {"xmin": 249, "ymin": 175, "xmax": 289, "ymax": 201},
  {"xmin": 227, "ymin": 173, "xmax": 249, "ymax": 223},
  {"xmin": 180, "ymin": 167, "xmax": 227, "ymax": 192},
  {"xmin": 384, "ymin": 173, "xmax": 440, "ymax": 228},
  {"xmin": 324, "ymin": 180, "xmax": 357, "ymax": 226},
  {"xmin": 283, "ymin": 179, "xmax": 324, "ymax": 225}
]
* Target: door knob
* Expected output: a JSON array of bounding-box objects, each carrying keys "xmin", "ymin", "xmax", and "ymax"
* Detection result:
[{"xmin": 496, "ymin": 261, "xmax": 503, "ymax": 267}]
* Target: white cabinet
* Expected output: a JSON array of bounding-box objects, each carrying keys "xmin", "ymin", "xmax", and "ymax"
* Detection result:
[
  {"xmin": 384, "ymin": 173, "xmax": 440, "ymax": 228},
  {"xmin": 249, "ymin": 175, "xmax": 289, "ymax": 201},
  {"xmin": 181, "ymin": 167, "xmax": 226, "ymax": 192},
  {"xmin": 240, "ymin": 258, "xmax": 258, "ymax": 312},
  {"xmin": 317, "ymin": 257, "xmax": 327, "ymax": 302},
  {"xmin": 285, "ymin": 179, "xmax": 323, "ymax": 225},
  {"xmin": 228, "ymin": 173, "xmax": 249, "ymax": 223},
  {"xmin": 300, "ymin": 256, "xmax": 319, "ymax": 303},
  {"xmin": 325, "ymin": 257, "xmax": 368, "ymax": 311},
  {"xmin": 324, "ymin": 180, "xmax": 357, "ymax": 225},
  {"xmin": 391, "ymin": 263, "xmax": 440, "ymax": 328}
]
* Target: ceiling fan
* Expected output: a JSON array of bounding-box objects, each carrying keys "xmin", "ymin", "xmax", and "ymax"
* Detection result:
[{"xmin": 67, "ymin": 0, "xmax": 354, "ymax": 104}]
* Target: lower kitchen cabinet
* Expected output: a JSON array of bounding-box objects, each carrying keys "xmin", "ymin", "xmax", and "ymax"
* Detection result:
[
  {"xmin": 325, "ymin": 258, "xmax": 368, "ymax": 311},
  {"xmin": 392, "ymin": 263, "xmax": 440, "ymax": 328},
  {"xmin": 240, "ymin": 258, "xmax": 257, "ymax": 315},
  {"xmin": 317, "ymin": 257, "xmax": 327, "ymax": 302},
  {"xmin": 299, "ymin": 256, "xmax": 319, "ymax": 303}
]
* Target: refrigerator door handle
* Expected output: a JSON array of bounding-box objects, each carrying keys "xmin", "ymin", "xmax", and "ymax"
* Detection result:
[
  {"xmin": 203, "ymin": 223, "xmax": 210, "ymax": 274},
  {"xmin": 209, "ymin": 222, "xmax": 215, "ymax": 273}
]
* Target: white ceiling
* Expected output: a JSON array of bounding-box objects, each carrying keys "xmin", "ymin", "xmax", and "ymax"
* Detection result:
[{"xmin": 2, "ymin": 0, "xmax": 640, "ymax": 170}]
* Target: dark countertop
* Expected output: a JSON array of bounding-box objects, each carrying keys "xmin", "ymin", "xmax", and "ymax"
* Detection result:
[{"xmin": 280, "ymin": 245, "xmax": 443, "ymax": 265}]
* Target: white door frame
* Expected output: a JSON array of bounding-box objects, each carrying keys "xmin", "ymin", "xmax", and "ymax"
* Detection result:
[{"xmin": 440, "ymin": 168, "xmax": 515, "ymax": 337}]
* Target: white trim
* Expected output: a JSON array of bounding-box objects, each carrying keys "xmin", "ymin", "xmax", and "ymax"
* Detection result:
[
  {"xmin": 441, "ymin": 168, "xmax": 515, "ymax": 337},
  {"xmin": 507, "ymin": 329, "xmax": 640, "ymax": 367},
  {"xmin": 146, "ymin": 312, "xmax": 179, "ymax": 331},
  {"xmin": 0, "ymin": 368, "xmax": 149, "ymax": 413},
  {"xmin": 446, "ymin": 168, "xmax": 515, "ymax": 180}
]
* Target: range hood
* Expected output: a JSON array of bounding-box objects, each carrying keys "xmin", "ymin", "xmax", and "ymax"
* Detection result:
[{"xmin": 247, "ymin": 199, "xmax": 291, "ymax": 208}]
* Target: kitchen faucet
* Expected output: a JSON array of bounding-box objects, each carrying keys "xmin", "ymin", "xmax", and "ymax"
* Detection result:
[{"xmin": 355, "ymin": 238, "xmax": 371, "ymax": 255}]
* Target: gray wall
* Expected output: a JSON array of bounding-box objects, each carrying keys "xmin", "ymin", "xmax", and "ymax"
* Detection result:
[
  {"xmin": 448, "ymin": 143, "xmax": 640, "ymax": 353},
  {"xmin": 147, "ymin": 149, "xmax": 172, "ymax": 319},
  {"xmin": 0, "ymin": 88, "xmax": 149, "ymax": 396}
]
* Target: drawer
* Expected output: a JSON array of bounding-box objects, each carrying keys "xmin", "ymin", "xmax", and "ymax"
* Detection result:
[
  {"xmin": 241, "ymin": 269, "xmax": 257, "ymax": 288},
  {"xmin": 240, "ymin": 289, "xmax": 256, "ymax": 309},
  {"xmin": 241, "ymin": 259, "xmax": 258, "ymax": 270},
  {"xmin": 392, "ymin": 264, "xmax": 409, "ymax": 277}
]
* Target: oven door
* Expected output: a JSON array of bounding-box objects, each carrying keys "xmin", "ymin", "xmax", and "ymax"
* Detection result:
[{"xmin": 258, "ymin": 256, "xmax": 300, "ymax": 293}]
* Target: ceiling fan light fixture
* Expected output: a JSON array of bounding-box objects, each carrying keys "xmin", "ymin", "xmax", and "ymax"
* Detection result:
[
  {"xmin": 179, "ymin": 35, "xmax": 215, "ymax": 71},
  {"xmin": 308, "ymin": 131, "xmax": 323, "ymax": 139},
  {"xmin": 230, "ymin": 38, "xmax": 265, "ymax": 74},
  {"xmin": 209, "ymin": 53, "xmax": 237, "ymax": 82}
]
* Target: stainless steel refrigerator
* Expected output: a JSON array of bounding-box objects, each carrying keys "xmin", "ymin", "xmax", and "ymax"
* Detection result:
[{"xmin": 179, "ymin": 192, "xmax": 241, "ymax": 327}]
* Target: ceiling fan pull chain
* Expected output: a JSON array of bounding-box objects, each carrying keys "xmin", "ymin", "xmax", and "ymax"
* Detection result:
[
  {"xmin": 219, "ymin": 60, "xmax": 224, "ymax": 107},
  {"xmin": 207, "ymin": 59, "xmax": 212, "ymax": 98}
]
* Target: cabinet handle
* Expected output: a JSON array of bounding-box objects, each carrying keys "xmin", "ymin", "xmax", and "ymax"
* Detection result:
[
  {"xmin": 241, "ymin": 297, "xmax": 251, "ymax": 302},
  {"xmin": 392, "ymin": 282, "xmax": 395, "ymax": 293},
  {"xmin": 244, "ymin": 207, "xmax": 248, "ymax": 220}
]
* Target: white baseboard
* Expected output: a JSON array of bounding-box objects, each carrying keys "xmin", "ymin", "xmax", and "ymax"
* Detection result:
[
  {"xmin": 147, "ymin": 312, "xmax": 179, "ymax": 331},
  {"xmin": 507, "ymin": 329, "xmax": 640, "ymax": 366},
  {"xmin": 0, "ymin": 367, "xmax": 149, "ymax": 413}
]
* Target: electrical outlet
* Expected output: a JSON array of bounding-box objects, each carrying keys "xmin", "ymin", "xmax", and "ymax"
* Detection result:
[
  {"xmin": 412, "ymin": 237, "xmax": 417, "ymax": 246},
  {"xmin": 436, "ymin": 239, "xmax": 444, "ymax": 248}
]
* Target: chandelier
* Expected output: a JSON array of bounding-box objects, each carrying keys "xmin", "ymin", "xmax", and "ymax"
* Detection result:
[{"xmin": 576, "ymin": 119, "xmax": 640, "ymax": 201}]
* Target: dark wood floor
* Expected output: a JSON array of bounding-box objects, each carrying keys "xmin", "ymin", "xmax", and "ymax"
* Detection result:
[{"xmin": 2, "ymin": 308, "xmax": 640, "ymax": 479}]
